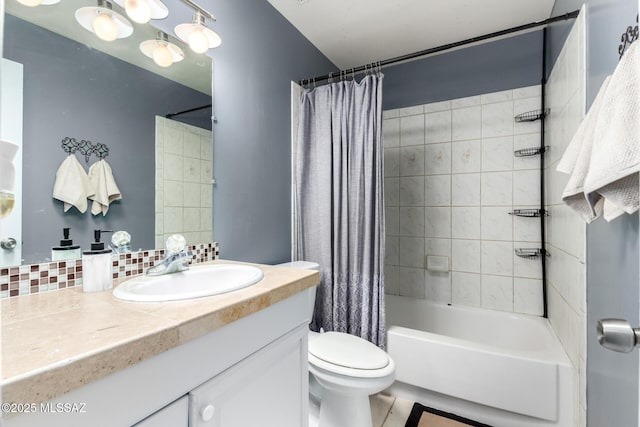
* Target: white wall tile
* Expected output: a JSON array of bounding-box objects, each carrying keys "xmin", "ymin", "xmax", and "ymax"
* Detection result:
[
  {"xmin": 383, "ymin": 109, "xmax": 400, "ymax": 119},
  {"xmin": 164, "ymin": 181, "xmax": 184, "ymax": 207},
  {"xmin": 400, "ymin": 207, "xmax": 425, "ymax": 236},
  {"xmin": 481, "ymin": 89, "xmax": 513, "ymax": 104},
  {"xmin": 200, "ymin": 208, "xmax": 212, "ymax": 231},
  {"xmin": 451, "ymin": 139, "xmax": 481, "ymax": 173},
  {"xmin": 399, "ymin": 237, "xmax": 425, "ymax": 268},
  {"xmin": 426, "ymin": 271, "xmax": 451, "ymax": 303},
  {"xmin": 383, "ymin": 118, "xmax": 401, "ymax": 148},
  {"xmin": 424, "ymin": 143, "xmax": 451, "ymax": 175},
  {"xmin": 482, "ymin": 101, "xmax": 514, "ymax": 138},
  {"xmin": 514, "ymin": 97, "xmax": 542, "ymax": 135},
  {"xmin": 400, "ymin": 176, "xmax": 425, "ymax": 206},
  {"xmin": 513, "ymin": 242, "xmax": 543, "ymax": 279},
  {"xmin": 452, "ymin": 272, "xmax": 481, "ymax": 306},
  {"xmin": 481, "ymin": 172, "xmax": 512, "ymax": 206},
  {"xmin": 384, "ymin": 148, "xmax": 400, "ymax": 177},
  {"xmin": 183, "ymin": 208, "xmax": 201, "ymax": 232},
  {"xmin": 386, "ymin": 235, "xmax": 399, "ymax": 265},
  {"xmin": 425, "ymin": 207, "xmax": 451, "ymax": 238},
  {"xmin": 385, "ymin": 265, "xmax": 400, "ymax": 295},
  {"xmin": 399, "ymin": 267, "xmax": 425, "ymax": 298},
  {"xmin": 452, "ymin": 207, "xmax": 480, "ymax": 239},
  {"xmin": 481, "ymin": 207, "xmax": 513, "ymax": 241},
  {"xmin": 200, "ymin": 160, "xmax": 213, "ymax": 184},
  {"xmin": 425, "ymin": 111, "xmax": 452, "ymax": 144},
  {"xmin": 514, "ymin": 278, "xmax": 544, "ymax": 315},
  {"xmin": 400, "ymin": 146, "xmax": 426, "ymax": 176},
  {"xmin": 451, "ymin": 95, "xmax": 481, "ymax": 109},
  {"xmin": 426, "ymin": 238, "xmax": 451, "ymax": 257},
  {"xmin": 451, "ymin": 173, "xmax": 480, "ymax": 206},
  {"xmin": 425, "ymin": 175, "xmax": 451, "ymax": 206},
  {"xmin": 513, "ymin": 170, "xmax": 541, "ymax": 206},
  {"xmin": 200, "ymin": 184, "xmax": 212, "ymax": 207},
  {"xmin": 424, "ymin": 100, "xmax": 451, "ymax": 113},
  {"xmin": 164, "ymin": 207, "xmax": 184, "ymax": 233},
  {"xmin": 451, "ymin": 239, "xmax": 481, "ymax": 273},
  {"xmin": 513, "ymin": 85, "xmax": 540, "ymax": 100},
  {"xmin": 513, "ymin": 215, "xmax": 541, "ymax": 242},
  {"xmin": 513, "ymin": 133, "xmax": 541, "ymax": 171},
  {"xmin": 184, "ymin": 157, "xmax": 201, "ymax": 182},
  {"xmin": 385, "ymin": 207, "xmax": 400, "ymax": 236},
  {"xmin": 452, "ymin": 106, "xmax": 481, "ymax": 141},
  {"xmin": 481, "ymin": 275, "xmax": 513, "ymax": 311},
  {"xmin": 400, "ymin": 115, "xmax": 425, "ymax": 146},
  {"xmin": 385, "ymin": 178, "xmax": 400, "ymax": 206},
  {"xmin": 183, "ymin": 182, "xmax": 201, "ymax": 207},
  {"xmin": 399, "ymin": 105, "xmax": 424, "ymax": 117},
  {"xmin": 164, "ymin": 153, "xmax": 184, "ymax": 181},
  {"xmin": 481, "ymin": 136, "xmax": 514, "ymax": 172},
  {"xmin": 481, "ymin": 241, "xmax": 513, "ymax": 276}
]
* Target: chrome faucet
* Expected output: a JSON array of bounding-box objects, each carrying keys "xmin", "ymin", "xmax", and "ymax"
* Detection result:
[{"xmin": 146, "ymin": 235, "xmax": 193, "ymax": 276}]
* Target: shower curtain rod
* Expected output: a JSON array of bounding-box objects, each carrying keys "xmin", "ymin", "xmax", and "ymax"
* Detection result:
[
  {"xmin": 165, "ymin": 104, "xmax": 212, "ymax": 119},
  {"xmin": 299, "ymin": 10, "xmax": 580, "ymax": 85}
]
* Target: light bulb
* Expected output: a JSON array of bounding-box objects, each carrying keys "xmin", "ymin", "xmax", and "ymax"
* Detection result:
[
  {"xmin": 188, "ymin": 29, "xmax": 209, "ymax": 53},
  {"xmin": 152, "ymin": 43, "xmax": 173, "ymax": 67},
  {"xmin": 17, "ymin": 0, "xmax": 42, "ymax": 7},
  {"xmin": 124, "ymin": 0, "xmax": 151, "ymax": 24},
  {"xmin": 92, "ymin": 13, "xmax": 119, "ymax": 41}
]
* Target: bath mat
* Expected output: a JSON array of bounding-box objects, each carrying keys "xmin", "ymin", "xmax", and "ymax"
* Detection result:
[{"xmin": 404, "ymin": 403, "xmax": 493, "ymax": 427}]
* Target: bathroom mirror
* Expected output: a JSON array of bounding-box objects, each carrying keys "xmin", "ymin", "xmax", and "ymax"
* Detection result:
[{"xmin": 1, "ymin": 0, "xmax": 213, "ymax": 266}]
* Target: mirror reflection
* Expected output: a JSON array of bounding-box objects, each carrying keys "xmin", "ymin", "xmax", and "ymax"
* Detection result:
[{"xmin": 1, "ymin": 0, "xmax": 214, "ymax": 267}]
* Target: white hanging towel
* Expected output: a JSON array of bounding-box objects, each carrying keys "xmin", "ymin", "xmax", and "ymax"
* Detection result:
[
  {"xmin": 52, "ymin": 154, "xmax": 95, "ymax": 213},
  {"xmin": 88, "ymin": 159, "xmax": 122, "ymax": 216},
  {"xmin": 557, "ymin": 41, "xmax": 640, "ymax": 222}
]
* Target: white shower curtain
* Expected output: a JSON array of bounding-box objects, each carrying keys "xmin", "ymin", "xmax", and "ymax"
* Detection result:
[{"xmin": 295, "ymin": 74, "xmax": 386, "ymax": 348}]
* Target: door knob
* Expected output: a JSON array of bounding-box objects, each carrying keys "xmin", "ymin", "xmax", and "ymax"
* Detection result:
[
  {"xmin": 0, "ymin": 238, "xmax": 16, "ymax": 250},
  {"xmin": 597, "ymin": 318, "xmax": 640, "ymax": 353}
]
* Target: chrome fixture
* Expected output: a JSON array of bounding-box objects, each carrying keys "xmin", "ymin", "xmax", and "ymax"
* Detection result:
[
  {"xmin": 146, "ymin": 234, "xmax": 192, "ymax": 276},
  {"xmin": 597, "ymin": 318, "xmax": 640, "ymax": 353},
  {"xmin": 75, "ymin": 0, "xmax": 133, "ymax": 42},
  {"xmin": 175, "ymin": 11, "xmax": 221, "ymax": 54},
  {"xmin": 140, "ymin": 31, "xmax": 185, "ymax": 68},
  {"xmin": 112, "ymin": 0, "xmax": 168, "ymax": 24}
]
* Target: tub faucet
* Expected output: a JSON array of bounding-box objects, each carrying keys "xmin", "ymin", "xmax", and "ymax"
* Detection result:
[{"xmin": 146, "ymin": 250, "xmax": 193, "ymax": 276}]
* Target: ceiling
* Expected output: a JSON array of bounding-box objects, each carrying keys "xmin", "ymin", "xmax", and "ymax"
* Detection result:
[{"xmin": 267, "ymin": 0, "xmax": 556, "ymax": 69}]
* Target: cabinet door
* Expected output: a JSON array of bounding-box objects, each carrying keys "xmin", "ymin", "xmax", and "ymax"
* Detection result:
[
  {"xmin": 134, "ymin": 396, "xmax": 189, "ymax": 427},
  {"xmin": 189, "ymin": 327, "xmax": 308, "ymax": 427}
]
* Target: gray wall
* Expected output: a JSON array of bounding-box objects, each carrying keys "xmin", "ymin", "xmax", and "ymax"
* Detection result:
[
  {"xmin": 382, "ymin": 31, "xmax": 544, "ymax": 110},
  {"xmin": 549, "ymin": 1, "xmax": 640, "ymax": 425},
  {"xmin": 4, "ymin": 15, "xmax": 211, "ymax": 263},
  {"xmin": 206, "ymin": 2, "xmax": 336, "ymax": 264}
]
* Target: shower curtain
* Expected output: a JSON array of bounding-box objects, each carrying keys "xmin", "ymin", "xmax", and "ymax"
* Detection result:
[{"xmin": 295, "ymin": 74, "xmax": 386, "ymax": 348}]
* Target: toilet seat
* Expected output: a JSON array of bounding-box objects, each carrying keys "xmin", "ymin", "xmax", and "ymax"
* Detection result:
[{"xmin": 308, "ymin": 332, "xmax": 394, "ymax": 379}]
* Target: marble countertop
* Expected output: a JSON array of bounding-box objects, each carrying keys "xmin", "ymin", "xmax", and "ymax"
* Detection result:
[{"xmin": 1, "ymin": 260, "xmax": 319, "ymax": 405}]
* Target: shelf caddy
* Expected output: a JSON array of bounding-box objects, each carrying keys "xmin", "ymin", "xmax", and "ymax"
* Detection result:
[
  {"xmin": 515, "ymin": 248, "xmax": 549, "ymax": 260},
  {"xmin": 514, "ymin": 108, "xmax": 550, "ymax": 122},
  {"xmin": 509, "ymin": 209, "xmax": 548, "ymax": 218},
  {"xmin": 514, "ymin": 146, "xmax": 549, "ymax": 157}
]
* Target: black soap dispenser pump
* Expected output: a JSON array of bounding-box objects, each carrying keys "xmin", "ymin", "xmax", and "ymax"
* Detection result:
[
  {"xmin": 51, "ymin": 228, "xmax": 81, "ymax": 261},
  {"xmin": 82, "ymin": 230, "xmax": 113, "ymax": 292}
]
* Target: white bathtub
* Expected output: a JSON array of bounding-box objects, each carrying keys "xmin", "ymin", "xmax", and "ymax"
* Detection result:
[{"xmin": 386, "ymin": 295, "xmax": 575, "ymax": 427}]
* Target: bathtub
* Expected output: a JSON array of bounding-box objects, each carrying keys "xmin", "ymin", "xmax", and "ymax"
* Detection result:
[{"xmin": 386, "ymin": 295, "xmax": 574, "ymax": 427}]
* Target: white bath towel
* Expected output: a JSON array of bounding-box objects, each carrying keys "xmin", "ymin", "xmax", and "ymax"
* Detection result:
[
  {"xmin": 88, "ymin": 159, "xmax": 122, "ymax": 216},
  {"xmin": 557, "ymin": 41, "xmax": 640, "ymax": 222},
  {"xmin": 53, "ymin": 154, "xmax": 95, "ymax": 213}
]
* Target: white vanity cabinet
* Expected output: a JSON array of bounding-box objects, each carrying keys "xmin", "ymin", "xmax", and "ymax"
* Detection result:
[{"xmin": 4, "ymin": 289, "xmax": 310, "ymax": 427}]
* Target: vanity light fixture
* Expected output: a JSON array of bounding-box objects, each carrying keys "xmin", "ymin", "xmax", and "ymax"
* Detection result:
[
  {"xmin": 15, "ymin": 0, "xmax": 60, "ymax": 8},
  {"xmin": 175, "ymin": 11, "xmax": 221, "ymax": 54},
  {"xmin": 112, "ymin": 0, "xmax": 168, "ymax": 24},
  {"xmin": 75, "ymin": 0, "xmax": 133, "ymax": 42},
  {"xmin": 140, "ymin": 31, "xmax": 184, "ymax": 68}
]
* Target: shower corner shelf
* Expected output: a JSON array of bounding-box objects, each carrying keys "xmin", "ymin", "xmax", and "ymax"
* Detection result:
[
  {"xmin": 514, "ymin": 146, "xmax": 549, "ymax": 157},
  {"xmin": 515, "ymin": 109, "xmax": 550, "ymax": 122},
  {"xmin": 515, "ymin": 248, "xmax": 550, "ymax": 260},
  {"xmin": 509, "ymin": 209, "xmax": 548, "ymax": 218}
]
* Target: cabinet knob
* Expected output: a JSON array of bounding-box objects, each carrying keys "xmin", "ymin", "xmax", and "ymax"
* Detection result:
[{"xmin": 200, "ymin": 404, "xmax": 215, "ymax": 422}]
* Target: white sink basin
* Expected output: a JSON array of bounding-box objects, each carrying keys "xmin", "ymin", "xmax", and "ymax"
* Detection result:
[{"xmin": 113, "ymin": 264, "xmax": 264, "ymax": 302}]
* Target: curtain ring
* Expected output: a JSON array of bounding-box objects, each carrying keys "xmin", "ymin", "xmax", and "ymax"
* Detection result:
[{"xmin": 312, "ymin": 78, "xmax": 316, "ymax": 88}]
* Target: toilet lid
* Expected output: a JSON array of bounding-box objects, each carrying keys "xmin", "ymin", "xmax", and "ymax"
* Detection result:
[{"xmin": 308, "ymin": 332, "xmax": 389, "ymax": 370}]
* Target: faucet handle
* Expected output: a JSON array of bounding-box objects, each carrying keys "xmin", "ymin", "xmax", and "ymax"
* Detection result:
[{"xmin": 165, "ymin": 234, "xmax": 187, "ymax": 255}]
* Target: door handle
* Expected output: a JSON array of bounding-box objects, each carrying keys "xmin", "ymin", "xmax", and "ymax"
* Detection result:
[
  {"xmin": 0, "ymin": 238, "xmax": 17, "ymax": 250},
  {"xmin": 597, "ymin": 319, "xmax": 640, "ymax": 353}
]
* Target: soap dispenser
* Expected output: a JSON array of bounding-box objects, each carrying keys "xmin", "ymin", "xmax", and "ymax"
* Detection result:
[
  {"xmin": 51, "ymin": 228, "xmax": 81, "ymax": 261},
  {"xmin": 82, "ymin": 229, "xmax": 113, "ymax": 292}
]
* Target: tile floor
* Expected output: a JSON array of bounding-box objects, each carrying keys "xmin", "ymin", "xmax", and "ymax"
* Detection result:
[{"xmin": 370, "ymin": 393, "xmax": 414, "ymax": 427}]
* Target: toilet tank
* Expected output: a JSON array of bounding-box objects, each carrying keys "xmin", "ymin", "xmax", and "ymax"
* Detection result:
[{"xmin": 277, "ymin": 261, "xmax": 319, "ymax": 320}]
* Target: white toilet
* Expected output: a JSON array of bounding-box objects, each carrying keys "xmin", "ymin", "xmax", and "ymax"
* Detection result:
[{"xmin": 279, "ymin": 261, "xmax": 395, "ymax": 427}]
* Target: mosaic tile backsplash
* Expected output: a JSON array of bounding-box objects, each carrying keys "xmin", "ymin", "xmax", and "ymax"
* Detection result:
[{"xmin": 0, "ymin": 242, "xmax": 219, "ymax": 299}]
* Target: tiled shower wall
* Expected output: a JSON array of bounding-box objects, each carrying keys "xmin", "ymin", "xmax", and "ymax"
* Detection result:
[
  {"xmin": 545, "ymin": 10, "xmax": 586, "ymax": 426},
  {"xmin": 155, "ymin": 116, "xmax": 214, "ymax": 250},
  {"xmin": 383, "ymin": 86, "xmax": 546, "ymax": 315}
]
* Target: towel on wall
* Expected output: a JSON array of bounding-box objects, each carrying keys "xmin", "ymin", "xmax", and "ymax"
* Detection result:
[
  {"xmin": 88, "ymin": 159, "xmax": 122, "ymax": 216},
  {"xmin": 53, "ymin": 154, "xmax": 95, "ymax": 213},
  {"xmin": 557, "ymin": 41, "xmax": 640, "ymax": 222}
]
